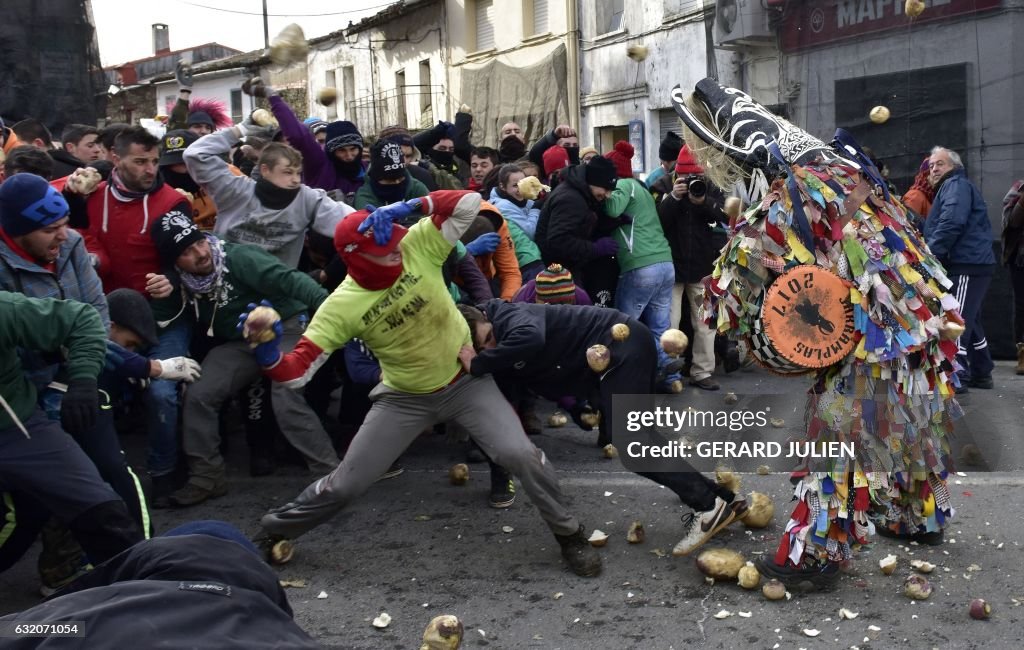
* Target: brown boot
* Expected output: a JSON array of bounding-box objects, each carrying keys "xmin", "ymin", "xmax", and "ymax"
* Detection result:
[{"xmin": 1016, "ymin": 343, "xmax": 1024, "ymax": 375}]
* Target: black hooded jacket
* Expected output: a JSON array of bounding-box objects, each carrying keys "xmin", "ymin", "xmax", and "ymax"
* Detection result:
[
  {"xmin": 657, "ymin": 185, "xmax": 729, "ymax": 283},
  {"xmin": 0, "ymin": 535, "xmax": 321, "ymax": 649},
  {"xmin": 469, "ymin": 300, "xmax": 632, "ymax": 400},
  {"xmin": 534, "ymin": 164, "xmax": 611, "ymax": 277}
]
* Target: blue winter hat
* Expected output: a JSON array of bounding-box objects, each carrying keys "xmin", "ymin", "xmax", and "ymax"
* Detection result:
[
  {"xmin": 0, "ymin": 173, "xmax": 69, "ymax": 236},
  {"xmin": 302, "ymin": 116, "xmax": 320, "ymax": 126},
  {"xmin": 324, "ymin": 120, "xmax": 363, "ymax": 154}
]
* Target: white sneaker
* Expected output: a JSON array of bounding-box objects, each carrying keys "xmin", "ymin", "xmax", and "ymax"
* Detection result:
[{"xmin": 672, "ymin": 497, "xmax": 739, "ymax": 557}]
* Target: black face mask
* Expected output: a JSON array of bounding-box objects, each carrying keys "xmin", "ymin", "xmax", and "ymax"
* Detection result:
[
  {"xmin": 161, "ymin": 168, "xmax": 199, "ymax": 195},
  {"xmin": 498, "ymin": 135, "xmax": 526, "ymax": 162},
  {"xmin": 254, "ymin": 176, "xmax": 301, "ymax": 209},
  {"xmin": 564, "ymin": 146, "xmax": 580, "ymax": 166},
  {"xmin": 370, "ymin": 176, "xmax": 410, "ymax": 208},
  {"xmin": 332, "ymin": 153, "xmax": 364, "ymax": 180},
  {"xmin": 431, "ymin": 149, "xmax": 455, "ymax": 169}
]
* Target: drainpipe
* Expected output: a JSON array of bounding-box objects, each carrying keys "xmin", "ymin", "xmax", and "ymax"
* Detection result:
[{"xmin": 565, "ymin": 0, "xmax": 581, "ymax": 131}]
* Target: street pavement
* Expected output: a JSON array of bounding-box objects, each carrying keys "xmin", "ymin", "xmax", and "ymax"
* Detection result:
[{"xmin": 2, "ymin": 362, "xmax": 1023, "ymax": 649}]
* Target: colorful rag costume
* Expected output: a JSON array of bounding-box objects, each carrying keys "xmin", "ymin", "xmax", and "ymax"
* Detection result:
[{"xmin": 672, "ymin": 79, "xmax": 962, "ymax": 566}]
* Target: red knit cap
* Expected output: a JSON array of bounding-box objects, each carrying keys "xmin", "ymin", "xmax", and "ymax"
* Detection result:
[
  {"xmin": 542, "ymin": 145, "xmax": 569, "ymax": 177},
  {"xmin": 675, "ymin": 144, "xmax": 704, "ymax": 175},
  {"xmin": 605, "ymin": 140, "xmax": 634, "ymax": 179}
]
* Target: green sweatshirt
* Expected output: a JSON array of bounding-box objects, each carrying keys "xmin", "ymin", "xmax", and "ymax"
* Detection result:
[
  {"xmin": 506, "ymin": 219, "xmax": 542, "ymax": 268},
  {"xmin": 353, "ymin": 173, "xmax": 430, "ymax": 210},
  {"xmin": 603, "ymin": 177, "xmax": 673, "ymax": 275},
  {"xmin": 0, "ymin": 292, "xmax": 105, "ymax": 430},
  {"xmin": 152, "ymin": 241, "xmax": 328, "ymax": 340}
]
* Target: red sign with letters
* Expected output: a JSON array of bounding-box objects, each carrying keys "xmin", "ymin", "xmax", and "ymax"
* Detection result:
[{"xmin": 779, "ymin": 0, "xmax": 1002, "ymax": 52}]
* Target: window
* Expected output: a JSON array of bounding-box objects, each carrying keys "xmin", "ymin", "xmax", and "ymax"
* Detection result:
[
  {"xmin": 597, "ymin": 0, "xmax": 625, "ymax": 35},
  {"xmin": 659, "ymin": 108, "xmax": 680, "ymax": 144},
  {"xmin": 664, "ymin": 0, "xmax": 703, "ymax": 20},
  {"xmin": 419, "ymin": 60, "xmax": 432, "ymax": 115},
  {"xmin": 532, "ymin": 0, "xmax": 549, "ymax": 36},
  {"xmin": 395, "ymin": 70, "xmax": 407, "ymax": 128},
  {"xmin": 475, "ymin": 0, "xmax": 495, "ymax": 51},
  {"xmin": 341, "ymin": 66, "xmax": 355, "ymax": 120},
  {"xmin": 324, "ymin": 70, "xmax": 338, "ymax": 119},
  {"xmin": 229, "ymin": 89, "xmax": 243, "ymax": 124}
]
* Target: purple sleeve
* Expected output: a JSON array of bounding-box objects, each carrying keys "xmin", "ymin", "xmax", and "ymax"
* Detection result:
[
  {"xmin": 343, "ymin": 340, "xmax": 382, "ymax": 385},
  {"xmin": 574, "ymin": 287, "xmax": 592, "ymax": 305},
  {"xmin": 457, "ymin": 254, "xmax": 495, "ymax": 303},
  {"xmin": 511, "ymin": 281, "xmax": 537, "ymax": 304},
  {"xmin": 105, "ymin": 340, "xmax": 151, "ymax": 379},
  {"xmin": 269, "ymin": 95, "xmax": 331, "ymax": 189}
]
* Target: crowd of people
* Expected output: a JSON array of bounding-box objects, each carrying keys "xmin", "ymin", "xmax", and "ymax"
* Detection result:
[{"xmin": 0, "ymin": 68, "xmax": 1018, "ymax": 631}]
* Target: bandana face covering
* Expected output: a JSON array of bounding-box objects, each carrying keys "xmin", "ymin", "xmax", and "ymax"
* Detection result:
[
  {"xmin": 499, "ymin": 135, "xmax": 526, "ymax": 161},
  {"xmin": 254, "ymin": 177, "xmax": 301, "ymax": 210},
  {"xmin": 178, "ymin": 234, "xmax": 226, "ymax": 295},
  {"xmin": 162, "ymin": 168, "xmax": 199, "ymax": 195},
  {"xmin": 332, "ymin": 154, "xmax": 364, "ymax": 180},
  {"xmin": 370, "ymin": 176, "xmax": 409, "ymax": 205},
  {"xmin": 430, "ymin": 149, "xmax": 455, "ymax": 169},
  {"xmin": 343, "ymin": 252, "xmax": 403, "ymax": 290}
]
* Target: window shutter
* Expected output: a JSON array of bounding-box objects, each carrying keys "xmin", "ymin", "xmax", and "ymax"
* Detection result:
[
  {"xmin": 476, "ymin": 0, "xmax": 495, "ymax": 51},
  {"xmin": 533, "ymin": 0, "xmax": 549, "ymax": 35},
  {"xmin": 659, "ymin": 108, "xmax": 681, "ymax": 143}
]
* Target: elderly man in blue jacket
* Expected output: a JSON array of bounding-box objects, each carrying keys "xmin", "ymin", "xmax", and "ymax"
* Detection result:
[{"xmin": 924, "ymin": 146, "xmax": 996, "ymax": 392}]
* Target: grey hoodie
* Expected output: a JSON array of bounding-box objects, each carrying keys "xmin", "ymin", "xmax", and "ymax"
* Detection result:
[{"xmin": 184, "ymin": 129, "xmax": 354, "ymax": 267}]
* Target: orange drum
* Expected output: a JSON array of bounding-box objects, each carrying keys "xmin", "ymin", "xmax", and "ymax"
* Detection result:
[{"xmin": 756, "ymin": 266, "xmax": 855, "ymax": 370}]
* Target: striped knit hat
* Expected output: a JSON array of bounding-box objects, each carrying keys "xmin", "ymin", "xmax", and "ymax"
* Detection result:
[{"xmin": 535, "ymin": 264, "xmax": 577, "ymax": 305}]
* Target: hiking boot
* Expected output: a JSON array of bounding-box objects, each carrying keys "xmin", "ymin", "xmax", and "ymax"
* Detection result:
[
  {"xmin": 1017, "ymin": 343, "xmax": 1024, "ymax": 375},
  {"xmin": 967, "ymin": 375, "xmax": 993, "ymax": 389},
  {"xmin": 489, "ymin": 466, "xmax": 516, "ymax": 509},
  {"xmin": 375, "ymin": 461, "xmax": 405, "ymax": 482},
  {"xmin": 150, "ymin": 472, "xmax": 178, "ymax": 510},
  {"xmin": 755, "ymin": 556, "xmax": 840, "ymax": 590},
  {"xmin": 520, "ymin": 408, "xmax": 543, "ymax": 436},
  {"xmin": 874, "ymin": 523, "xmax": 944, "ymax": 546},
  {"xmin": 723, "ymin": 343, "xmax": 740, "ymax": 373},
  {"xmin": 554, "ymin": 525, "xmax": 602, "ymax": 577},
  {"xmin": 170, "ymin": 480, "xmax": 227, "ymax": 507},
  {"xmin": 689, "ymin": 377, "xmax": 720, "ymax": 391},
  {"xmin": 672, "ymin": 497, "xmax": 739, "ymax": 556},
  {"xmin": 249, "ymin": 451, "xmax": 276, "ymax": 477}
]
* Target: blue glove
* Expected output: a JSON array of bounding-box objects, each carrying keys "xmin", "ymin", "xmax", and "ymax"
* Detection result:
[
  {"xmin": 237, "ymin": 300, "xmax": 284, "ymax": 367},
  {"xmin": 592, "ymin": 237, "xmax": 618, "ymax": 257},
  {"xmin": 357, "ymin": 201, "xmax": 416, "ymax": 246},
  {"xmin": 465, "ymin": 232, "xmax": 501, "ymax": 257}
]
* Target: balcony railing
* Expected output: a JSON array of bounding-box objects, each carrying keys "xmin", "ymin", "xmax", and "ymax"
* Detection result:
[{"xmin": 346, "ymin": 84, "xmax": 448, "ymax": 137}]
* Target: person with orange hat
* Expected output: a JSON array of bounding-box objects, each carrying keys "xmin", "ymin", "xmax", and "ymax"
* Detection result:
[
  {"xmin": 460, "ymin": 200, "xmax": 523, "ymax": 300},
  {"xmin": 243, "ymin": 190, "xmax": 603, "ymax": 577}
]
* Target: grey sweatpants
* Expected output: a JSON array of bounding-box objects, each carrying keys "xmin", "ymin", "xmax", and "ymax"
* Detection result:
[
  {"xmin": 261, "ymin": 373, "xmax": 580, "ymax": 539},
  {"xmin": 181, "ymin": 317, "xmax": 339, "ymax": 488}
]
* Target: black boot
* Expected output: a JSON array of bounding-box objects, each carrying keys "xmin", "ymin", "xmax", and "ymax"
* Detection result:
[
  {"xmin": 67, "ymin": 501, "xmax": 143, "ymax": 565},
  {"xmin": 150, "ymin": 472, "xmax": 178, "ymax": 510},
  {"xmin": 554, "ymin": 525, "xmax": 602, "ymax": 577},
  {"xmin": 488, "ymin": 464, "xmax": 516, "ymax": 509}
]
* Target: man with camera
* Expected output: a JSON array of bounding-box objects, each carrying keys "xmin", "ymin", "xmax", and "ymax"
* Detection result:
[{"xmin": 657, "ymin": 146, "xmax": 729, "ymax": 390}]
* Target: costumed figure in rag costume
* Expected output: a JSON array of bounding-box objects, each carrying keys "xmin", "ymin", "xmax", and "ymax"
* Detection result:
[{"xmin": 672, "ymin": 79, "xmax": 965, "ymax": 588}]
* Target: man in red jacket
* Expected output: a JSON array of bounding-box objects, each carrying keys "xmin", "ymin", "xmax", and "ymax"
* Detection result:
[
  {"xmin": 78, "ymin": 125, "xmax": 195, "ymax": 504},
  {"xmin": 80, "ymin": 126, "xmax": 191, "ymax": 293}
]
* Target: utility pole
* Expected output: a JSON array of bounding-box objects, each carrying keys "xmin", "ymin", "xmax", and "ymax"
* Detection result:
[{"xmin": 262, "ymin": 0, "xmax": 270, "ymax": 48}]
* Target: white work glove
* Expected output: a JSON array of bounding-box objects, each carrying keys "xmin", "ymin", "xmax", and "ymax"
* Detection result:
[{"xmin": 157, "ymin": 357, "xmax": 202, "ymax": 382}]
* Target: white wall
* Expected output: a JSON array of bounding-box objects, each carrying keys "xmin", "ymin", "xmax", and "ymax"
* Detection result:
[
  {"xmin": 307, "ymin": 5, "xmax": 446, "ymax": 136},
  {"xmin": 153, "ymin": 70, "xmax": 253, "ymax": 123},
  {"xmin": 578, "ymin": 2, "xmax": 767, "ymax": 172}
]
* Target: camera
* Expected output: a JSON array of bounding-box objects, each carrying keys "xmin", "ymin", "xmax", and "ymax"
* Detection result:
[{"xmin": 686, "ymin": 176, "xmax": 707, "ymax": 198}]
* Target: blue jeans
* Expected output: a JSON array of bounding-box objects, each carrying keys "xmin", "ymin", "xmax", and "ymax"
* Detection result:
[
  {"xmin": 145, "ymin": 324, "xmax": 192, "ymax": 476},
  {"xmin": 615, "ymin": 261, "xmax": 679, "ymax": 383}
]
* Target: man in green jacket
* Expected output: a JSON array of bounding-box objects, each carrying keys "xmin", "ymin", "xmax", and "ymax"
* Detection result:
[
  {"xmin": 353, "ymin": 140, "xmax": 429, "ymax": 210},
  {"xmin": 0, "ymin": 292, "xmax": 142, "ymax": 572},
  {"xmin": 602, "ymin": 142, "xmax": 681, "ymax": 393},
  {"xmin": 147, "ymin": 213, "xmax": 339, "ymax": 506}
]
